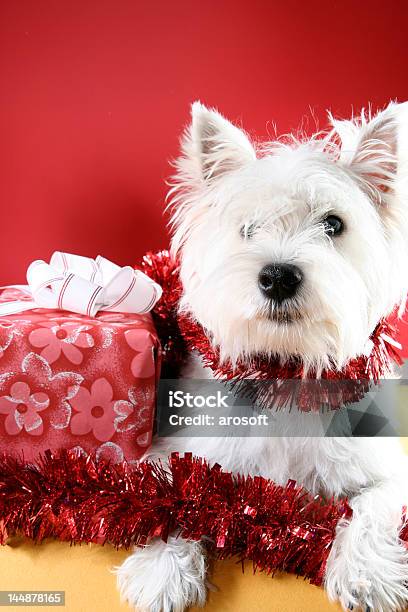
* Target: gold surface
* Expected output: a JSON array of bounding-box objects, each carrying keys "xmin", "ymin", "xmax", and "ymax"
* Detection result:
[{"xmin": 0, "ymin": 539, "xmax": 341, "ymax": 612}]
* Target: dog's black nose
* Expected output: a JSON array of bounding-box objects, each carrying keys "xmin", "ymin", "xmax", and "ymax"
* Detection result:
[{"xmin": 258, "ymin": 263, "xmax": 303, "ymax": 302}]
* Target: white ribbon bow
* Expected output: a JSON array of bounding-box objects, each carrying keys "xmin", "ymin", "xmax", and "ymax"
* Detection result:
[{"xmin": 0, "ymin": 251, "xmax": 162, "ymax": 317}]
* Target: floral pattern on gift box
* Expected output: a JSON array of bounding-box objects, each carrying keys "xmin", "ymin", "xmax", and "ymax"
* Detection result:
[
  {"xmin": 113, "ymin": 384, "xmax": 155, "ymax": 433},
  {"xmin": 0, "ymin": 352, "xmax": 83, "ymax": 434},
  {"xmin": 96, "ymin": 441, "xmax": 124, "ymax": 463},
  {"xmin": 70, "ymin": 442, "xmax": 125, "ymax": 465},
  {"xmin": 96, "ymin": 313, "xmax": 144, "ymax": 326},
  {"xmin": 0, "ymin": 288, "xmax": 32, "ymax": 303},
  {"xmin": 0, "ymin": 320, "xmax": 15, "ymax": 359},
  {"xmin": 39, "ymin": 312, "xmax": 144, "ymax": 327},
  {"xmin": 70, "ymin": 377, "xmax": 121, "ymax": 442},
  {"xmin": 0, "ymin": 318, "xmax": 16, "ymax": 329},
  {"xmin": 0, "ymin": 381, "xmax": 49, "ymax": 435},
  {"xmin": 34, "ymin": 311, "xmax": 85, "ymax": 322},
  {"xmin": 125, "ymin": 329, "xmax": 156, "ymax": 378},
  {"xmin": 28, "ymin": 321, "xmax": 95, "ymax": 365}
]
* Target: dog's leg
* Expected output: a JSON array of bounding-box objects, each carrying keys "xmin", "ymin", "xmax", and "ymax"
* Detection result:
[
  {"xmin": 115, "ymin": 441, "xmax": 207, "ymax": 612},
  {"xmin": 115, "ymin": 536, "xmax": 206, "ymax": 612},
  {"xmin": 326, "ymin": 478, "xmax": 408, "ymax": 612},
  {"xmin": 297, "ymin": 437, "xmax": 408, "ymax": 612}
]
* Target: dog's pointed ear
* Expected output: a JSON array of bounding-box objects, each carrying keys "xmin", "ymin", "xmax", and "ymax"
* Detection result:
[
  {"xmin": 330, "ymin": 103, "xmax": 408, "ymax": 199},
  {"xmin": 186, "ymin": 101, "xmax": 256, "ymax": 182}
]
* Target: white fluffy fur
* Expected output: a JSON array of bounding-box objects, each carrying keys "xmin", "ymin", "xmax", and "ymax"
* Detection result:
[
  {"xmin": 116, "ymin": 537, "xmax": 206, "ymax": 612},
  {"xmin": 116, "ymin": 101, "xmax": 408, "ymax": 611}
]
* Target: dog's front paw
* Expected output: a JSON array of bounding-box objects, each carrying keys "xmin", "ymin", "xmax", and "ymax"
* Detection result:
[
  {"xmin": 115, "ymin": 537, "xmax": 206, "ymax": 612},
  {"xmin": 325, "ymin": 519, "xmax": 408, "ymax": 611}
]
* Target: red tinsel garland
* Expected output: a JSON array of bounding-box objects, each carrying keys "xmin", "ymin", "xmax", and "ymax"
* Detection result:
[
  {"xmin": 0, "ymin": 449, "xmax": 353, "ymax": 586},
  {"xmin": 140, "ymin": 250, "xmax": 403, "ymax": 410}
]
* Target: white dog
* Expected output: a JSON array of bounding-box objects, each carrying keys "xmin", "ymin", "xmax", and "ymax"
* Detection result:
[{"xmin": 117, "ymin": 101, "xmax": 408, "ymax": 612}]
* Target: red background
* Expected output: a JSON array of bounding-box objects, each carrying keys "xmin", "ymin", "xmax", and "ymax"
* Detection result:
[{"xmin": 1, "ymin": 0, "xmax": 408, "ymax": 345}]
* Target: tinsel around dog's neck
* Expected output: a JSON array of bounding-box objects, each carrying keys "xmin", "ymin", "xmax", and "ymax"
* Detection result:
[{"xmin": 140, "ymin": 250, "xmax": 403, "ymax": 410}]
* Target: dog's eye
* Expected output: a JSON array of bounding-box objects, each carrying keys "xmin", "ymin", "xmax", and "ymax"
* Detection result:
[
  {"xmin": 323, "ymin": 215, "xmax": 344, "ymax": 236},
  {"xmin": 240, "ymin": 223, "xmax": 256, "ymax": 239}
]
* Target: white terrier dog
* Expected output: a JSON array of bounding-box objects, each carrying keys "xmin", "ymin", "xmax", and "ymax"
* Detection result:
[{"xmin": 117, "ymin": 101, "xmax": 408, "ymax": 612}]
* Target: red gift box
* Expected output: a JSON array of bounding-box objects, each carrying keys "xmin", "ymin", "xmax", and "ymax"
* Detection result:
[{"xmin": 0, "ymin": 288, "xmax": 161, "ymax": 463}]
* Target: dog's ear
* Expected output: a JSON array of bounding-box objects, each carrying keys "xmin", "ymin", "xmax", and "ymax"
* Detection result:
[
  {"xmin": 185, "ymin": 101, "xmax": 256, "ymax": 182},
  {"xmin": 330, "ymin": 103, "xmax": 408, "ymax": 200}
]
